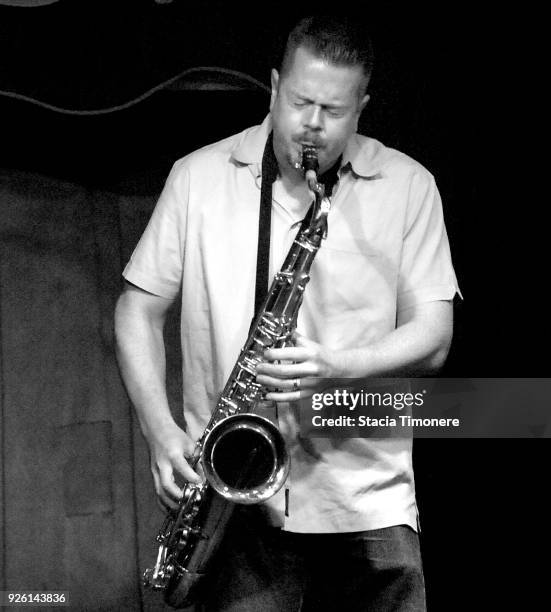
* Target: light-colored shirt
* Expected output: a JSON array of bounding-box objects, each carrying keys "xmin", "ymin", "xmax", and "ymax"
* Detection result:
[{"xmin": 123, "ymin": 115, "xmax": 461, "ymax": 533}]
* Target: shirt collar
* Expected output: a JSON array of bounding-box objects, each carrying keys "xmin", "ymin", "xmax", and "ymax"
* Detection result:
[
  {"xmin": 231, "ymin": 115, "xmax": 272, "ymax": 167},
  {"xmin": 231, "ymin": 114, "xmax": 385, "ymax": 179},
  {"xmin": 342, "ymin": 133, "xmax": 386, "ymax": 179}
]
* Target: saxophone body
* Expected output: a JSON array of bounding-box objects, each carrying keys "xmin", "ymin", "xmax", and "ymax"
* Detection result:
[{"xmin": 143, "ymin": 146, "xmax": 330, "ymax": 608}]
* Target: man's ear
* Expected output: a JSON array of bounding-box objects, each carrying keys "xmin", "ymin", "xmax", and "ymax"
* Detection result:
[
  {"xmin": 270, "ymin": 69, "xmax": 280, "ymax": 111},
  {"xmin": 359, "ymin": 93, "xmax": 370, "ymax": 114}
]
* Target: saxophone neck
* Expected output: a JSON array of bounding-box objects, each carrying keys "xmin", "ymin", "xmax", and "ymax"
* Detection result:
[
  {"xmin": 300, "ymin": 147, "xmax": 331, "ymax": 240},
  {"xmin": 314, "ymin": 200, "xmax": 330, "ymax": 240},
  {"xmin": 303, "ymin": 170, "xmax": 330, "ymax": 240},
  {"xmin": 305, "ymin": 169, "xmax": 324, "ymax": 198}
]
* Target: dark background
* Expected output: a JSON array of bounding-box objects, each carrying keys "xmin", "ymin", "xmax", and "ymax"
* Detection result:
[{"xmin": 0, "ymin": 2, "xmax": 547, "ymax": 610}]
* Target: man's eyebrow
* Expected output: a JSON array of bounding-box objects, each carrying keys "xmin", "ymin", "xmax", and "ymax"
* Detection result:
[
  {"xmin": 289, "ymin": 90, "xmax": 313, "ymax": 103},
  {"xmin": 289, "ymin": 91, "xmax": 347, "ymax": 110}
]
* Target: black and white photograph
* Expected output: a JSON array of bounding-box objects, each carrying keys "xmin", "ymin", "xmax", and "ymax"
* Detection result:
[{"xmin": 0, "ymin": 2, "xmax": 547, "ymax": 611}]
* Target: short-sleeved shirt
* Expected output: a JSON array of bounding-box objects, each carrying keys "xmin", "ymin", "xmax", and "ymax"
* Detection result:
[{"xmin": 123, "ymin": 115, "xmax": 461, "ymax": 533}]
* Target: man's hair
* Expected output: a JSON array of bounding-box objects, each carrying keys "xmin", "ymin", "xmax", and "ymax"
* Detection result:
[{"xmin": 279, "ymin": 16, "xmax": 374, "ymax": 86}]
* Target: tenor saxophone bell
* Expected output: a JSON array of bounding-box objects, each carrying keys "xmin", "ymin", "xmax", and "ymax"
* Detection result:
[{"xmin": 202, "ymin": 413, "xmax": 290, "ymax": 504}]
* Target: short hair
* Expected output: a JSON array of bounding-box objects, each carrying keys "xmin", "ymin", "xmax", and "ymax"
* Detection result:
[{"xmin": 279, "ymin": 16, "xmax": 374, "ymax": 86}]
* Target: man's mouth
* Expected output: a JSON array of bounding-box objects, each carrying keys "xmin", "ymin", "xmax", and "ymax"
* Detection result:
[
  {"xmin": 298, "ymin": 142, "xmax": 324, "ymax": 152},
  {"xmin": 295, "ymin": 135, "xmax": 324, "ymax": 148}
]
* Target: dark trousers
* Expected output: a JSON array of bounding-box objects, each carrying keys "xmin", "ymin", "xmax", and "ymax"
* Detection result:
[{"xmin": 201, "ymin": 509, "xmax": 426, "ymax": 612}]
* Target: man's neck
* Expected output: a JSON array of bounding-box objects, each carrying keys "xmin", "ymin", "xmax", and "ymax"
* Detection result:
[
  {"xmin": 278, "ymin": 164, "xmax": 307, "ymax": 191},
  {"xmin": 272, "ymin": 175, "xmax": 312, "ymax": 219}
]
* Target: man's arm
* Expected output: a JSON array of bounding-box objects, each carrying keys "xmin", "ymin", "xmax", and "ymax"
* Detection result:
[
  {"xmin": 114, "ymin": 282, "xmax": 200, "ymax": 508},
  {"xmin": 256, "ymin": 300, "xmax": 453, "ymax": 399},
  {"xmin": 336, "ymin": 299, "xmax": 453, "ymax": 378}
]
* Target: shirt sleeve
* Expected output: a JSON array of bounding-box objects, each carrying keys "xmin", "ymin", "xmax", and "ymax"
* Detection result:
[
  {"xmin": 122, "ymin": 159, "xmax": 189, "ymax": 299},
  {"xmin": 397, "ymin": 169, "xmax": 462, "ymax": 312}
]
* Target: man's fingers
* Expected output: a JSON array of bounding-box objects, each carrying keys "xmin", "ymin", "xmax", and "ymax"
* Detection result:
[
  {"xmin": 264, "ymin": 388, "xmax": 313, "ymax": 402},
  {"xmin": 263, "ymin": 334, "xmax": 317, "ymax": 361},
  {"xmin": 171, "ymin": 453, "xmax": 202, "ymax": 484},
  {"xmin": 256, "ymin": 374, "xmax": 316, "ymax": 390},
  {"xmin": 158, "ymin": 463, "xmax": 184, "ymax": 500},
  {"xmin": 153, "ymin": 469, "xmax": 181, "ymax": 510},
  {"xmin": 263, "ymin": 346, "xmax": 310, "ymax": 362},
  {"xmin": 257, "ymin": 361, "xmax": 317, "ymax": 379},
  {"xmin": 256, "ymin": 374, "xmax": 288, "ymax": 388}
]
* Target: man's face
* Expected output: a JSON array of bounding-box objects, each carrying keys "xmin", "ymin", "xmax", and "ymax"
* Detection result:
[{"xmin": 270, "ymin": 46, "xmax": 369, "ymax": 177}]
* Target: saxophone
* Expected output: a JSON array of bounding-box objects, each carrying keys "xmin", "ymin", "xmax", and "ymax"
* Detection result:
[{"xmin": 143, "ymin": 145, "xmax": 331, "ymax": 608}]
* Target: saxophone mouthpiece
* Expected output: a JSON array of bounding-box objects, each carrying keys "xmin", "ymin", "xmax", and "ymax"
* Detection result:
[
  {"xmin": 299, "ymin": 146, "xmax": 321, "ymax": 193},
  {"xmin": 293, "ymin": 146, "xmax": 319, "ymax": 173},
  {"xmin": 301, "ymin": 146, "xmax": 319, "ymax": 173}
]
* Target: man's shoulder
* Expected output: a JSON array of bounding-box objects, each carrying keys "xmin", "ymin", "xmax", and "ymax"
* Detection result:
[
  {"xmin": 171, "ymin": 123, "xmax": 262, "ymax": 176},
  {"xmin": 353, "ymin": 134, "xmax": 435, "ymax": 181}
]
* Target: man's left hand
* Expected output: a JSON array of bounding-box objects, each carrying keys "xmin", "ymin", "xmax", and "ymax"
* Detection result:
[{"xmin": 255, "ymin": 332, "xmax": 340, "ymax": 401}]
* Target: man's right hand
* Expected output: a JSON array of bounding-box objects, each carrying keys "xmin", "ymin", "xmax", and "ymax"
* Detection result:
[{"xmin": 147, "ymin": 422, "xmax": 202, "ymax": 510}]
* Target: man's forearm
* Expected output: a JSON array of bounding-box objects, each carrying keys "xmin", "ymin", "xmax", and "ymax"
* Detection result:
[
  {"xmin": 114, "ymin": 297, "xmax": 176, "ymax": 443},
  {"xmin": 334, "ymin": 314, "xmax": 452, "ymax": 379},
  {"xmin": 332, "ymin": 300, "xmax": 454, "ymax": 379}
]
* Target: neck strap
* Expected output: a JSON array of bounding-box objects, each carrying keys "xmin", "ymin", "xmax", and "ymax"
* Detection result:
[{"xmin": 254, "ymin": 133, "xmax": 341, "ymax": 318}]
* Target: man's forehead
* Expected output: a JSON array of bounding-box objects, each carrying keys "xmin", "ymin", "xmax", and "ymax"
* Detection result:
[
  {"xmin": 280, "ymin": 47, "xmax": 366, "ymax": 92},
  {"xmin": 283, "ymin": 46, "xmax": 363, "ymax": 76},
  {"xmin": 280, "ymin": 56, "xmax": 364, "ymax": 103}
]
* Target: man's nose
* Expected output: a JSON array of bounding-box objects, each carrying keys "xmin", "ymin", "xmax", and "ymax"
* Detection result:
[{"xmin": 304, "ymin": 106, "xmax": 323, "ymax": 131}]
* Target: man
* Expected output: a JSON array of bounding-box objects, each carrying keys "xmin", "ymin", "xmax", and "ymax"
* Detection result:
[{"xmin": 115, "ymin": 16, "xmax": 460, "ymax": 611}]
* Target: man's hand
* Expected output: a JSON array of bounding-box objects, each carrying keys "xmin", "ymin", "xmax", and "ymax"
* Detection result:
[
  {"xmin": 147, "ymin": 422, "xmax": 202, "ymax": 510},
  {"xmin": 256, "ymin": 332, "xmax": 341, "ymax": 402}
]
